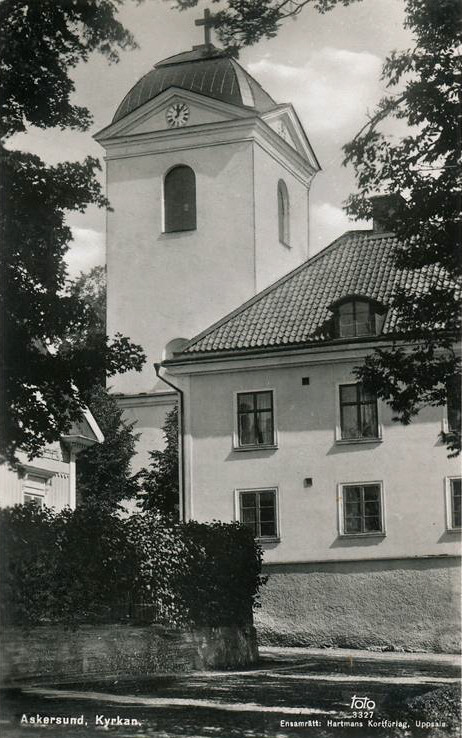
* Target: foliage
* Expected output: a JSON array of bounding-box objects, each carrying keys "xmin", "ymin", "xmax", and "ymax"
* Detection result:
[
  {"xmin": 0, "ymin": 505, "xmax": 265, "ymax": 629},
  {"xmin": 0, "ymin": 504, "xmax": 58, "ymax": 627},
  {"xmin": 173, "ymin": 0, "xmax": 361, "ymax": 56},
  {"xmin": 76, "ymin": 385, "xmax": 141, "ymax": 510},
  {"xmin": 177, "ymin": 520, "xmax": 266, "ymax": 627},
  {"xmin": 0, "ymin": 0, "xmax": 136, "ymax": 139},
  {"xmin": 343, "ymin": 0, "xmax": 460, "ymax": 450},
  {"xmin": 1, "ymin": 1, "xmax": 146, "ymax": 466},
  {"xmin": 138, "ymin": 406, "xmax": 179, "ymax": 518}
]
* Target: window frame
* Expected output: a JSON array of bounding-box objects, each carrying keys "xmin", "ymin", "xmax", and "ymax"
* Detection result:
[
  {"xmin": 331, "ymin": 297, "xmax": 386, "ymax": 340},
  {"xmin": 442, "ymin": 378, "xmax": 461, "ymax": 436},
  {"xmin": 335, "ymin": 381, "xmax": 382, "ymax": 444},
  {"xmin": 277, "ymin": 179, "xmax": 290, "ymax": 247},
  {"xmin": 337, "ymin": 481, "xmax": 386, "ymax": 538},
  {"xmin": 235, "ymin": 487, "xmax": 280, "ymax": 541},
  {"xmin": 445, "ymin": 476, "xmax": 462, "ymax": 532},
  {"xmin": 22, "ymin": 472, "xmax": 48, "ymax": 508},
  {"xmin": 233, "ymin": 389, "xmax": 278, "ymax": 451},
  {"xmin": 162, "ymin": 164, "xmax": 197, "ymax": 234}
]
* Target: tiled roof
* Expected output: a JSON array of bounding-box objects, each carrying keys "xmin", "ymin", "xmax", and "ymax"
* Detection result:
[
  {"xmin": 181, "ymin": 230, "xmax": 450, "ymax": 356},
  {"xmin": 113, "ymin": 46, "xmax": 275, "ymax": 123}
]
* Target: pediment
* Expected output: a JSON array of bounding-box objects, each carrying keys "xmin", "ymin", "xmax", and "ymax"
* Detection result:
[
  {"xmin": 95, "ymin": 88, "xmax": 255, "ymax": 143},
  {"xmin": 262, "ymin": 105, "xmax": 321, "ymax": 171}
]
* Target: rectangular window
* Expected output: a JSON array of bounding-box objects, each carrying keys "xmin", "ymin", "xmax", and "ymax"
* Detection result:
[
  {"xmin": 23, "ymin": 493, "xmax": 44, "ymax": 508},
  {"xmin": 239, "ymin": 489, "xmax": 278, "ymax": 538},
  {"xmin": 339, "ymin": 383, "xmax": 379, "ymax": 440},
  {"xmin": 237, "ymin": 391, "xmax": 274, "ymax": 447},
  {"xmin": 449, "ymin": 478, "xmax": 461, "ymax": 529},
  {"xmin": 447, "ymin": 377, "xmax": 461, "ymax": 434},
  {"xmin": 340, "ymin": 483, "xmax": 384, "ymax": 535},
  {"xmin": 22, "ymin": 473, "xmax": 47, "ymax": 508}
]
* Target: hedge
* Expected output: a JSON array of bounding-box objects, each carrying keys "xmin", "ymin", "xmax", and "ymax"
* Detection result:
[{"xmin": 0, "ymin": 501, "xmax": 266, "ymax": 628}]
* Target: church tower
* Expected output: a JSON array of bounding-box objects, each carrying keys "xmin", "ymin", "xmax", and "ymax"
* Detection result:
[{"xmin": 95, "ymin": 16, "xmax": 320, "ymax": 463}]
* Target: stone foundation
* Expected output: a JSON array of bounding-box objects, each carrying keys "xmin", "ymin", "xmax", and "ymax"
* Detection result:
[
  {"xmin": 255, "ymin": 556, "xmax": 461, "ymax": 653},
  {"xmin": 1, "ymin": 624, "xmax": 258, "ymax": 684}
]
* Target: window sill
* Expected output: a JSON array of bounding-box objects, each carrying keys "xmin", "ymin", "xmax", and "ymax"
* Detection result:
[
  {"xmin": 339, "ymin": 532, "xmax": 386, "ymax": 539},
  {"xmin": 161, "ymin": 228, "xmax": 197, "ymax": 235},
  {"xmin": 446, "ymin": 527, "xmax": 461, "ymax": 534},
  {"xmin": 279, "ymin": 239, "xmax": 291, "ymax": 249},
  {"xmin": 336, "ymin": 437, "xmax": 382, "ymax": 446},
  {"xmin": 256, "ymin": 537, "xmax": 280, "ymax": 544},
  {"xmin": 234, "ymin": 444, "xmax": 278, "ymax": 452}
]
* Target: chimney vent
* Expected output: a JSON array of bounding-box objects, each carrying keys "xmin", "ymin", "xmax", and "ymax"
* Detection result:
[{"xmin": 370, "ymin": 194, "xmax": 405, "ymax": 234}]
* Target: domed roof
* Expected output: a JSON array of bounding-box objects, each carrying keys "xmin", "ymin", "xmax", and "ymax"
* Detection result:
[{"xmin": 113, "ymin": 45, "xmax": 276, "ymax": 123}]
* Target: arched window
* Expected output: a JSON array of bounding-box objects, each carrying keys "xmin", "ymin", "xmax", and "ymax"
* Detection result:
[
  {"xmin": 332, "ymin": 297, "xmax": 385, "ymax": 338},
  {"xmin": 164, "ymin": 165, "xmax": 196, "ymax": 233},
  {"xmin": 277, "ymin": 179, "xmax": 290, "ymax": 246}
]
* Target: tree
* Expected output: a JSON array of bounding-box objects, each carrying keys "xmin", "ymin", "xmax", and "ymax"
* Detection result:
[
  {"xmin": 1, "ymin": 1, "xmax": 146, "ymax": 466},
  {"xmin": 63, "ymin": 267, "xmax": 142, "ymax": 510},
  {"xmin": 138, "ymin": 407, "xmax": 179, "ymax": 518},
  {"xmin": 76, "ymin": 384, "xmax": 141, "ymax": 510},
  {"xmin": 174, "ymin": 0, "xmax": 360, "ymax": 56},
  {"xmin": 175, "ymin": 0, "xmax": 460, "ymax": 451}
]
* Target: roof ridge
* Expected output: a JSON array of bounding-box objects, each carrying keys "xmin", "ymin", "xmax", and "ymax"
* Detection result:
[{"xmin": 183, "ymin": 229, "xmax": 371, "ymax": 353}]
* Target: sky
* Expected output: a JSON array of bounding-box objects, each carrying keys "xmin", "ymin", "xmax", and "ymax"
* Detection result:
[{"xmin": 10, "ymin": 0, "xmax": 412, "ymax": 278}]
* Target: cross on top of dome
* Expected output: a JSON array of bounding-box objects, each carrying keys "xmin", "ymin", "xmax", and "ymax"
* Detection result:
[{"xmin": 194, "ymin": 7, "xmax": 218, "ymax": 48}]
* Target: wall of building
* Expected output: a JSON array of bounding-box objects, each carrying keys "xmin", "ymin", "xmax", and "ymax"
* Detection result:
[
  {"xmin": 116, "ymin": 393, "xmax": 177, "ymax": 479},
  {"xmin": 256, "ymin": 557, "xmax": 461, "ymax": 653},
  {"xmin": 253, "ymin": 142, "xmax": 310, "ymax": 292},
  {"xmin": 106, "ymin": 139, "xmax": 256, "ymax": 395},
  {"xmin": 183, "ymin": 356, "xmax": 460, "ymax": 563},
  {"xmin": 178, "ymin": 352, "xmax": 460, "ymax": 651}
]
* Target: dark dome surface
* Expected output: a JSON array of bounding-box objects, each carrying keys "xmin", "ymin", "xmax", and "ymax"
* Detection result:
[{"xmin": 113, "ymin": 45, "xmax": 276, "ymax": 123}]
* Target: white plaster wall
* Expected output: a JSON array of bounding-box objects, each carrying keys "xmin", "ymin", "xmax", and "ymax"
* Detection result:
[
  {"xmin": 184, "ymin": 360, "xmax": 461, "ymax": 563},
  {"xmin": 253, "ymin": 142, "xmax": 309, "ymax": 292},
  {"xmin": 117, "ymin": 394, "xmax": 177, "ymax": 474},
  {"xmin": 106, "ymin": 141, "xmax": 256, "ymax": 395}
]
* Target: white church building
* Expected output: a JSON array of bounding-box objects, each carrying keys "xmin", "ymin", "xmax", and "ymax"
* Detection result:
[{"xmin": 96, "ymin": 32, "xmax": 461, "ymax": 651}]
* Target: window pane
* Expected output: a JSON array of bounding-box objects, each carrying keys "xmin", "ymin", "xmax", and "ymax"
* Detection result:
[
  {"xmin": 259, "ymin": 491, "xmax": 275, "ymax": 507},
  {"xmin": 256, "ymin": 411, "xmax": 273, "ymax": 445},
  {"xmin": 364, "ymin": 515, "xmax": 381, "ymax": 532},
  {"xmin": 341, "ymin": 405, "xmax": 360, "ymax": 439},
  {"xmin": 345, "ymin": 516, "xmax": 362, "ymax": 533},
  {"xmin": 451, "ymin": 479, "xmax": 461, "ymax": 528},
  {"xmin": 355, "ymin": 301, "xmax": 370, "ymax": 319},
  {"xmin": 23, "ymin": 494, "xmax": 44, "ymax": 508},
  {"xmin": 447, "ymin": 377, "xmax": 461, "ymax": 433},
  {"xmin": 339, "ymin": 319, "xmax": 356, "ymax": 338},
  {"xmin": 238, "ymin": 393, "xmax": 254, "ymax": 412},
  {"xmin": 239, "ymin": 413, "xmax": 255, "ymax": 445},
  {"xmin": 358, "ymin": 384, "xmax": 376, "ymax": 402},
  {"xmin": 360, "ymin": 402, "xmax": 378, "ymax": 437},
  {"xmin": 340, "ymin": 385, "xmax": 357, "ymax": 404},
  {"xmin": 241, "ymin": 492, "xmax": 256, "ymax": 508},
  {"xmin": 338, "ymin": 302, "xmax": 355, "ymax": 319},
  {"xmin": 164, "ymin": 166, "xmax": 196, "ymax": 232},
  {"xmin": 256, "ymin": 392, "xmax": 272, "ymax": 410},
  {"xmin": 260, "ymin": 520, "xmax": 276, "ymax": 537},
  {"xmin": 364, "ymin": 485, "xmax": 381, "ymax": 501}
]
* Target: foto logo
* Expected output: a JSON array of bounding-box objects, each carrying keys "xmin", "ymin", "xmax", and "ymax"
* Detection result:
[{"xmin": 350, "ymin": 695, "xmax": 376, "ymax": 711}]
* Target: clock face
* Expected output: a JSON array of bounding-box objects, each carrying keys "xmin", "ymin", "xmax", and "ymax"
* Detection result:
[{"xmin": 166, "ymin": 102, "xmax": 190, "ymax": 128}]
